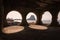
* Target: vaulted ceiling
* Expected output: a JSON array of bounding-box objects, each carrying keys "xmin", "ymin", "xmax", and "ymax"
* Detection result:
[{"xmin": 3, "ymin": 0, "xmax": 60, "ymax": 8}]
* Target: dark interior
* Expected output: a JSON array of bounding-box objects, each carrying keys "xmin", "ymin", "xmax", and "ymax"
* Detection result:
[{"xmin": 0, "ymin": 0, "xmax": 60, "ymax": 40}]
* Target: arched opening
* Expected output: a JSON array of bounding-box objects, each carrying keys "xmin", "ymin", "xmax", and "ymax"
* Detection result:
[
  {"xmin": 2, "ymin": 10, "xmax": 24, "ymax": 34},
  {"xmin": 28, "ymin": 12, "xmax": 48, "ymax": 30},
  {"xmin": 6, "ymin": 10, "xmax": 22, "ymax": 26},
  {"xmin": 41, "ymin": 11, "xmax": 52, "ymax": 26},
  {"xmin": 26, "ymin": 12, "xmax": 37, "ymax": 25},
  {"xmin": 57, "ymin": 11, "xmax": 60, "ymax": 24}
]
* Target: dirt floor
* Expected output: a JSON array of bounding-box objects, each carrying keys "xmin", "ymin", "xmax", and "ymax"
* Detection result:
[{"xmin": 0, "ymin": 26, "xmax": 60, "ymax": 40}]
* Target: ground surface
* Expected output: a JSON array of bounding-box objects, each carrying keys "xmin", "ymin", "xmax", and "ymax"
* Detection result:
[{"xmin": 0, "ymin": 26, "xmax": 60, "ymax": 40}]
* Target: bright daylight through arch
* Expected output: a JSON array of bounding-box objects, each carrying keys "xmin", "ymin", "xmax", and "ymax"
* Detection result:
[
  {"xmin": 26, "ymin": 12, "xmax": 37, "ymax": 25},
  {"xmin": 41, "ymin": 11, "xmax": 52, "ymax": 25},
  {"xmin": 6, "ymin": 10, "xmax": 22, "ymax": 25},
  {"xmin": 57, "ymin": 11, "xmax": 60, "ymax": 24}
]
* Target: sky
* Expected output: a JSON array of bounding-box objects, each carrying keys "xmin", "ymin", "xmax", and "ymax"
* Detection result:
[
  {"xmin": 57, "ymin": 12, "xmax": 60, "ymax": 21},
  {"xmin": 57, "ymin": 12, "xmax": 60, "ymax": 24},
  {"xmin": 41, "ymin": 11, "xmax": 52, "ymax": 24},
  {"xmin": 6, "ymin": 11, "xmax": 52, "ymax": 20},
  {"xmin": 6, "ymin": 11, "xmax": 22, "ymax": 19},
  {"xmin": 26, "ymin": 12, "xmax": 37, "ymax": 20},
  {"xmin": 41, "ymin": 11, "xmax": 52, "ymax": 21},
  {"xmin": 6, "ymin": 11, "xmax": 60, "ymax": 24}
]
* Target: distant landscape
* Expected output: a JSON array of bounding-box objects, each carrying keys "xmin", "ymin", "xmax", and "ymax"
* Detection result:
[{"xmin": 6, "ymin": 15, "xmax": 60, "ymax": 25}]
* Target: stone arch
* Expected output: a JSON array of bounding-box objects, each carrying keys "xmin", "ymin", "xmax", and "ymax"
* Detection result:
[
  {"xmin": 57, "ymin": 11, "xmax": 60, "ymax": 25},
  {"xmin": 6, "ymin": 10, "xmax": 22, "ymax": 26},
  {"xmin": 26, "ymin": 12, "xmax": 37, "ymax": 25},
  {"xmin": 41, "ymin": 11, "xmax": 52, "ymax": 26}
]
